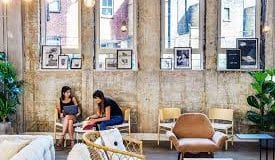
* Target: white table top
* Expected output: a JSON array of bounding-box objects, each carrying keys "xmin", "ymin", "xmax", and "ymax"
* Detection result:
[
  {"xmin": 75, "ymin": 127, "xmax": 95, "ymax": 133},
  {"xmin": 236, "ymin": 134, "xmax": 274, "ymax": 140}
]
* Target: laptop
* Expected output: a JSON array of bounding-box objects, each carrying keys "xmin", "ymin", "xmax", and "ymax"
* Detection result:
[{"xmin": 63, "ymin": 105, "xmax": 78, "ymax": 115}]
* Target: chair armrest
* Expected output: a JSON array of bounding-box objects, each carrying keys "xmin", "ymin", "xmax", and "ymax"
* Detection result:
[
  {"xmin": 123, "ymin": 136, "xmax": 143, "ymax": 154},
  {"xmin": 212, "ymin": 131, "xmax": 227, "ymax": 149},
  {"xmin": 166, "ymin": 131, "xmax": 179, "ymax": 148}
]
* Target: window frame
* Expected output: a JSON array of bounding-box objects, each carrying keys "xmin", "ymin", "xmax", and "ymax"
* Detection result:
[
  {"xmin": 217, "ymin": 0, "xmax": 261, "ymax": 70},
  {"xmin": 100, "ymin": 0, "xmax": 114, "ymax": 17},
  {"xmin": 160, "ymin": 0, "xmax": 205, "ymax": 70},
  {"xmin": 48, "ymin": 0, "xmax": 61, "ymax": 13},
  {"xmin": 95, "ymin": 0, "xmax": 137, "ymax": 70},
  {"xmin": 41, "ymin": 0, "xmax": 81, "ymax": 55}
]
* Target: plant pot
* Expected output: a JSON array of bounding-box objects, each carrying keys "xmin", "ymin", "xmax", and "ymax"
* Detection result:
[
  {"xmin": 260, "ymin": 131, "xmax": 275, "ymax": 149},
  {"xmin": 0, "ymin": 122, "xmax": 11, "ymax": 134}
]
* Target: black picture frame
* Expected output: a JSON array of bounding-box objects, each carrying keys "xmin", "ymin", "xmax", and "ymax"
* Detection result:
[
  {"xmin": 0, "ymin": 52, "xmax": 7, "ymax": 61},
  {"xmin": 226, "ymin": 49, "xmax": 241, "ymax": 69},
  {"xmin": 41, "ymin": 45, "xmax": 61, "ymax": 69},
  {"xmin": 70, "ymin": 58, "xmax": 82, "ymax": 69},
  {"xmin": 105, "ymin": 58, "xmax": 117, "ymax": 70},
  {"xmin": 160, "ymin": 58, "xmax": 172, "ymax": 70},
  {"xmin": 117, "ymin": 50, "xmax": 132, "ymax": 69},
  {"xmin": 58, "ymin": 55, "xmax": 69, "ymax": 69},
  {"xmin": 174, "ymin": 47, "xmax": 192, "ymax": 69},
  {"xmin": 236, "ymin": 38, "xmax": 258, "ymax": 69}
]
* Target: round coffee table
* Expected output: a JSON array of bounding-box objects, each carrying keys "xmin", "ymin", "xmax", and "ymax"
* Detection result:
[{"xmin": 75, "ymin": 127, "xmax": 95, "ymax": 143}]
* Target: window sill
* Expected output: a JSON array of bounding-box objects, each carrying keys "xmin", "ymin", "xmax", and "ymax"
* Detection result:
[{"xmin": 217, "ymin": 68, "xmax": 263, "ymax": 72}]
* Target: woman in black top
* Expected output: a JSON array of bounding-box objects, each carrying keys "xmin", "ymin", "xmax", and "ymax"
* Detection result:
[
  {"xmin": 56, "ymin": 86, "xmax": 80, "ymax": 148},
  {"xmin": 84, "ymin": 90, "xmax": 124, "ymax": 130}
]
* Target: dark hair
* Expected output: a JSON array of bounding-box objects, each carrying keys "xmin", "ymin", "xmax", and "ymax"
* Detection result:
[
  {"xmin": 93, "ymin": 90, "xmax": 105, "ymax": 116},
  {"xmin": 48, "ymin": 54, "xmax": 54, "ymax": 58},
  {"xmin": 61, "ymin": 86, "xmax": 72, "ymax": 100}
]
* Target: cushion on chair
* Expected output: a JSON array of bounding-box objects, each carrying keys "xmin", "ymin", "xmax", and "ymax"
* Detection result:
[
  {"xmin": 177, "ymin": 138, "xmax": 218, "ymax": 152},
  {"xmin": 159, "ymin": 122, "xmax": 175, "ymax": 129},
  {"xmin": 99, "ymin": 128, "xmax": 126, "ymax": 151},
  {"xmin": 212, "ymin": 123, "xmax": 232, "ymax": 130},
  {"xmin": 108, "ymin": 122, "xmax": 129, "ymax": 128},
  {"xmin": 173, "ymin": 113, "xmax": 214, "ymax": 139}
]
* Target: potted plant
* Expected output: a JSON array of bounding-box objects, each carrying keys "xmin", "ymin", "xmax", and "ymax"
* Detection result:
[
  {"xmin": 246, "ymin": 69, "xmax": 275, "ymax": 131},
  {"xmin": 0, "ymin": 53, "xmax": 23, "ymax": 134},
  {"xmin": 246, "ymin": 69, "xmax": 275, "ymax": 147}
]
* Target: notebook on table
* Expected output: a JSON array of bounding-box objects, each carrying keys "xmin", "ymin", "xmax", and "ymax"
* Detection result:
[{"xmin": 63, "ymin": 105, "xmax": 78, "ymax": 115}]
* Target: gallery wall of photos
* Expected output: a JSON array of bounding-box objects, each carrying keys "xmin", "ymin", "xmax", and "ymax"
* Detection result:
[{"xmin": 40, "ymin": 45, "xmax": 82, "ymax": 70}]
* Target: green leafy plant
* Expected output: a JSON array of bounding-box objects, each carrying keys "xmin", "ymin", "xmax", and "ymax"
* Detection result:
[
  {"xmin": 246, "ymin": 69, "xmax": 275, "ymax": 131},
  {"xmin": 0, "ymin": 53, "xmax": 23, "ymax": 123}
]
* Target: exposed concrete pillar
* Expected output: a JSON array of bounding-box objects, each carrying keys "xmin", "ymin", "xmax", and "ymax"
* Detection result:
[
  {"xmin": 81, "ymin": 3, "xmax": 94, "ymax": 117},
  {"xmin": 22, "ymin": 0, "xmax": 40, "ymax": 132},
  {"xmin": 137, "ymin": 0, "xmax": 160, "ymax": 132},
  {"xmin": 205, "ymin": 0, "xmax": 218, "ymax": 70},
  {"xmin": 266, "ymin": 0, "xmax": 274, "ymax": 68}
]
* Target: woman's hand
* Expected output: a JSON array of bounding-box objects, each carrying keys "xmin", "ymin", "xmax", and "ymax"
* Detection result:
[
  {"xmin": 60, "ymin": 113, "xmax": 64, "ymax": 118},
  {"xmin": 85, "ymin": 116, "xmax": 92, "ymax": 121}
]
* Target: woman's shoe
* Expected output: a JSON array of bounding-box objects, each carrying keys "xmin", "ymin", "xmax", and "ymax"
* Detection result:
[
  {"xmin": 55, "ymin": 135, "xmax": 65, "ymax": 150},
  {"xmin": 67, "ymin": 140, "xmax": 75, "ymax": 149}
]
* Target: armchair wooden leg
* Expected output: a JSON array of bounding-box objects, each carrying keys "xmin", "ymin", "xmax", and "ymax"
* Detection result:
[
  {"xmin": 157, "ymin": 127, "xmax": 160, "ymax": 146},
  {"xmin": 177, "ymin": 152, "xmax": 181, "ymax": 160}
]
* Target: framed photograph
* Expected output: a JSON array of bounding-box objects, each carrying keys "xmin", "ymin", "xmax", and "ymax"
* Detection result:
[
  {"xmin": 226, "ymin": 49, "xmax": 241, "ymax": 69},
  {"xmin": 174, "ymin": 47, "xmax": 192, "ymax": 69},
  {"xmin": 58, "ymin": 55, "xmax": 69, "ymax": 69},
  {"xmin": 70, "ymin": 58, "xmax": 82, "ymax": 69},
  {"xmin": 117, "ymin": 50, "xmax": 132, "ymax": 69},
  {"xmin": 160, "ymin": 58, "xmax": 172, "ymax": 70},
  {"xmin": 105, "ymin": 58, "xmax": 117, "ymax": 70},
  {"xmin": 41, "ymin": 45, "xmax": 60, "ymax": 69},
  {"xmin": 236, "ymin": 38, "xmax": 258, "ymax": 69}
]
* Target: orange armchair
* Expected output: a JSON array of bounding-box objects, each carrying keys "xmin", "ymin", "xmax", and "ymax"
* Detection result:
[{"xmin": 167, "ymin": 113, "xmax": 227, "ymax": 160}]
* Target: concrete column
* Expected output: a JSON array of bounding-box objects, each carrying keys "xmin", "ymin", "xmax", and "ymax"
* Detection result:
[
  {"xmin": 81, "ymin": 3, "xmax": 94, "ymax": 118},
  {"xmin": 137, "ymin": 0, "xmax": 160, "ymax": 132},
  {"xmin": 265, "ymin": 0, "xmax": 274, "ymax": 68},
  {"xmin": 22, "ymin": 0, "xmax": 40, "ymax": 131},
  {"xmin": 205, "ymin": 0, "xmax": 218, "ymax": 70}
]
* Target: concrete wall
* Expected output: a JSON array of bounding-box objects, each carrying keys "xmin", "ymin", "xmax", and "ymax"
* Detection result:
[{"xmin": 19, "ymin": 0, "xmax": 274, "ymax": 133}]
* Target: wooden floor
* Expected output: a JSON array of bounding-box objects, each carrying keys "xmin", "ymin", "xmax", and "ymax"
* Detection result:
[{"xmin": 56, "ymin": 141, "xmax": 274, "ymax": 160}]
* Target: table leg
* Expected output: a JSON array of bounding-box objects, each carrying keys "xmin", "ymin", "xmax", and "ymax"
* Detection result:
[
  {"xmin": 265, "ymin": 139, "xmax": 268, "ymax": 160},
  {"xmin": 76, "ymin": 132, "xmax": 79, "ymax": 143},
  {"xmin": 260, "ymin": 139, "xmax": 262, "ymax": 160},
  {"xmin": 273, "ymin": 138, "xmax": 274, "ymax": 160}
]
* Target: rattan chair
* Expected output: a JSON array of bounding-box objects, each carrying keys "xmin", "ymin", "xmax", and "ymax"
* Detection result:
[
  {"xmin": 157, "ymin": 107, "xmax": 181, "ymax": 149},
  {"xmin": 83, "ymin": 131, "xmax": 145, "ymax": 160},
  {"xmin": 107, "ymin": 107, "xmax": 131, "ymax": 135},
  {"xmin": 208, "ymin": 108, "xmax": 234, "ymax": 150}
]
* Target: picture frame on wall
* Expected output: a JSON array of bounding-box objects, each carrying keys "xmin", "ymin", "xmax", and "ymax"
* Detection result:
[
  {"xmin": 160, "ymin": 58, "xmax": 172, "ymax": 70},
  {"xmin": 236, "ymin": 38, "xmax": 258, "ymax": 69},
  {"xmin": 105, "ymin": 58, "xmax": 117, "ymax": 70},
  {"xmin": 58, "ymin": 55, "xmax": 69, "ymax": 69},
  {"xmin": 226, "ymin": 49, "xmax": 241, "ymax": 69},
  {"xmin": 117, "ymin": 50, "xmax": 132, "ymax": 69},
  {"xmin": 174, "ymin": 47, "xmax": 192, "ymax": 69},
  {"xmin": 41, "ymin": 45, "xmax": 60, "ymax": 69},
  {"xmin": 70, "ymin": 58, "xmax": 82, "ymax": 69},
  {"xmin": 0, "ymin": 52, "xmax": 6, "ymax": 61}
]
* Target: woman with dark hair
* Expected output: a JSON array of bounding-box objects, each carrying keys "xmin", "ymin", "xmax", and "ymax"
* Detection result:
[
  {"xmin": 83, "ymin": 90, "xmax": 124, "ymax": 130},
  {"xmin": 56, "ymin": 86, "xmax": 80, "ymax": 148}
]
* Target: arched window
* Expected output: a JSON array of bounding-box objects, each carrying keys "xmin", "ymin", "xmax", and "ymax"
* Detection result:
[
  {"xmin": 217, "ymin": 0, "xmax": 260, "ymax": 70},
  {"xmin": 161, "ymin": 0, "xmax": 205, "ymax": 70},
  {"xmin": 95, "ymin": 0, "xmax": 137, "ymax": 70}
]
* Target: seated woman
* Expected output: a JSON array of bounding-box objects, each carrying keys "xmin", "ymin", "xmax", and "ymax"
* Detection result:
[
  {"xmin": 83, "ymin": 90, "xmax": 124, "ymax": 130},
  {"xmin": 56, "ymin": 86, "xmax": 81, "ymax": 148}
]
